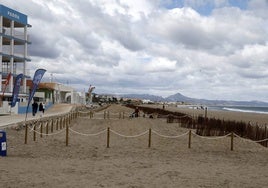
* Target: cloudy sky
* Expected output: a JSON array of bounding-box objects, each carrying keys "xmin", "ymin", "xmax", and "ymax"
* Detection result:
[{"xmin": 2, "ymin": 0, "xmax": 268, "ymax": 101}]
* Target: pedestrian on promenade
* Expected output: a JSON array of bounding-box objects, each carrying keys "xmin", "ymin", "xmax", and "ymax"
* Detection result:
[
  {"xmin": 39, "ymin": 102, "xmax": 44, "ymax": 117},
  {"xmin": 42, "ymin": 102, "xmax": 45, "ymax": 114},
  {"xmin": 32, "ymin": 101, "xmax": 38, "ymax": 116}
]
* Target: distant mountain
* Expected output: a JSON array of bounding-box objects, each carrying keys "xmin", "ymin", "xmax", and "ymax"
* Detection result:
[
  {"xmin": 165, "ymin": 93, "xmax": 194, "ymax": 102},
  {"xmin": 120, "ymin": 94, "xmax": 165, "ymax": 102},
  {"xmin": 166, "ymin": 93, "xmax": 268, "ymax": 106},
  {"xmin": 120, "ymin": 93, "xmax": 268, "ymax": 106}
]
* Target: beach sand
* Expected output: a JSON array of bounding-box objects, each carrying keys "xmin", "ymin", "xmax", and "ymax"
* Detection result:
[
  {"xmin": 0, "ymin": 104, "xmax": 268, "ymax": 187},
  {"xmin": 145, "ymin": 104, "xmax": 268, "ymax": 125}
]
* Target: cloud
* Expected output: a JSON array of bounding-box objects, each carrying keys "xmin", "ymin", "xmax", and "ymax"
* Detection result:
[
  {"xmin": 229, "ymin": 43, "xmax": 268, "ymax": 78},
  {"xmin": 1, "ymin": 0, "xmax": 268, "ymax": 102},
  {"xmin": 148, "ymin": 6, "xmax": 267, "ymax": 55}
]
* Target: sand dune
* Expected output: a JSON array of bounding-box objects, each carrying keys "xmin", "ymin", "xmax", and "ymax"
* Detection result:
[{"xmin": 0, "ymin": 104, "xmax": 268, "ymax": 187}]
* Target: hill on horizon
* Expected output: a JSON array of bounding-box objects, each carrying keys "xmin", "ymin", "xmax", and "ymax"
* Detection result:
[{"xmin": 119, "ymin": 93, "xmax": 268, "ymax": 106}]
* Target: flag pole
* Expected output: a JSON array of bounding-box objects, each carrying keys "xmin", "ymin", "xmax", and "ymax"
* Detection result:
[
  {"xmin": 24, "ymin": 68, "xmax": 46, "ymax": 145},
  {"xmin": 24, "ymin": 69, "xmax": 46, "ymax": 122}
]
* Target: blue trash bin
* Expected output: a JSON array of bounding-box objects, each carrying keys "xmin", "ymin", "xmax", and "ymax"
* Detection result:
[{"xmin": 0, "ymin": 130, "xmax": 7, "ymax": 156}]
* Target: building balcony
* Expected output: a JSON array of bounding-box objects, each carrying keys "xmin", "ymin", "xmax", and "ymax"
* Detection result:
[
  {"xmin": 1, "ymin": 27, "xmax": 31, "ymax": 44},
  {"xmin": 0, "ymin": 52, "xmax": 31, "ymax": 62}
]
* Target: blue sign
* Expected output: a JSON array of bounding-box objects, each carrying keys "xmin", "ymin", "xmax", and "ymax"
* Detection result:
[{"xmin": 0, "ymin": 4, "xmax": 28, "ymax": 25}]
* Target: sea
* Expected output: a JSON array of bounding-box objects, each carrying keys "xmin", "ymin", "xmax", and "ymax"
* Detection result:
[{"xmin": 208, "ymin": 106, "xmax": 268, "ymax": 114}]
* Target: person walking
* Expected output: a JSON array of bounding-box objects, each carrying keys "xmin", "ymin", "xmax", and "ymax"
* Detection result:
[
  {"xmin": 134, "ymin": 107, "xmax": 139, "ymax": 117},
  {"xmin": 39, "ymin": 102, "xmax": 44, "ymax": 117},
  {"xmin": 32, "ymin": 101, "xmax": 38, "ymax": 116},
  {"xmin": 42, "ymin": 102, "xmax": 45, "ymax": 114}
]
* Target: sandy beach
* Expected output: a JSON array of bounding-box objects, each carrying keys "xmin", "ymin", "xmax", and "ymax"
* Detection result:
[
  {"xmin": 1, "ymin": 104, "xmax": 268, "ymax": 188},
  {"xmin": 143, "ymin": 104, "xmax": 268, "ymax": 125}
]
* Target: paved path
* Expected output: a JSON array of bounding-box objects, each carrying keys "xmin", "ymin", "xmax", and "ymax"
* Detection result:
[{"xmin": 0, "ymin": 104, "xmax": 74, "ymax": 128}]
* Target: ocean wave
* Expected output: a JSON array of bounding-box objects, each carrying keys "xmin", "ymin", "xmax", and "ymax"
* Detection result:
[{"xmin": 222, "ymin": 107, "xmax": 268, "ymax": 114}]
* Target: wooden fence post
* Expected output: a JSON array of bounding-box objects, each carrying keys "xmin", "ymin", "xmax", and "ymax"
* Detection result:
[
  {"xmin": 188, "ymin": 130, "xmax": 192, "ymax": 149},
  {"xmin": 148, "ymin": 128, "xmax": 152, "ymax": 148},
  {"xmin": 59, "ymin": 118, "xmax": 61, "ymax": 130},
  {"xmin": 265, "ymin": 126, "xmax": 267, "ymax": 147},
  {"xmin": 33, "ymin": 124, "xmax": 36, "ymax": 141},
  {"xmin": 24, "ymin": 124, "xmax": 28, "ymax": 144},
  {"xmin": 107, "ymin": 127, "xmax": 110, "ymax": 148},
  {"xmin": 64, "ymin": 116, "xmax": 66, "ymax": 128},
  {"xmin": 63, "ymin": 117, "xmax": 65, "ymax": 128},
  {"xmin": 56, "ymin": 118, "xmax": 58, "ymax": 130},
  {"xmin": 231, "ymin": 132, "xmax": 234, "ymax": 151},
  {"xmin": 51, "ymin": 120, "xmax": 54, "ymax": 133},
  {"xmin": 66, "ymin": 124, "xmax": 69, "ymax": 146},
  {"xmin": 40, "ymin": 122, "xmax": 43, "ymax": 138},
  {"xmin": 46, "ymin": 122, "xmax": 49, "ymax": 136},
  {"xmin": 60, "ymin": 117, "xmax": 63, "ymax": 129}
]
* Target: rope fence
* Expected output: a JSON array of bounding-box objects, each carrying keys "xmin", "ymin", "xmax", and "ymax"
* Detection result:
[
  {"xmin": 25, "ymin": 121, "xmax": 268, "ymax": 151},
  {"xmin": 77, "ymin": 110, "xmax": 190, "ymax": 120},
  {"xmin": 22, "ymin": 106, "xmax": 268, "ymax": 152},
  {"xmin": 191, "ymin": 131, "xmax": 232, "ymax": 140},
  {"xmin": 110, "ymin": 129, "xmax": 149, "ymax": 138},
  {"xmin": 152, "ymin": 129, "xmax": 189, "ymax": 139},
  {"xmin": 69, "ymin": 127, "xmax": 106, "ymax": 137},
  {"xmin": 24, "ymin": 110, "xmax": 77, "ymax": 144}
]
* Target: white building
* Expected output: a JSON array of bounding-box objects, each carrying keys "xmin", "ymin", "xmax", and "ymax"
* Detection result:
[
  {"xmin": 38, "ymin": 82, "xmax": 86, "ymax": 105},
  {"xmin": 0, "ymin": 5, "xmax": 31, "ymax": 111}
]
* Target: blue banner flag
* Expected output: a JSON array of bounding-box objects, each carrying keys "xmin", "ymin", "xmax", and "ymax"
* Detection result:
[
  {"xmin": 26, "ymin": 69, "xmax": 46, "ymax": 117},
  {"xmin": 11, "ymin": 73, "xmax": 23, "ymax": 108}
]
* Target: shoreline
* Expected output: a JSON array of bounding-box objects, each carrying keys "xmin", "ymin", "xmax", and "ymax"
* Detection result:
[{"xmin": 142, "ymin": 104, "xmax": 268, "ymax": 125}]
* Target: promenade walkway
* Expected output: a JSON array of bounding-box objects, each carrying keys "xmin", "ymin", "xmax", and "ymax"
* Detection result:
[{"xmin": 0, "ymin": 104, "xmax": 74, "ymax": 128}]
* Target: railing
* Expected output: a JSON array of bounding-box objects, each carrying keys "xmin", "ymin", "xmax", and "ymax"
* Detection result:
[
  {"xmin": 1, "ymin": 27, "xmax": 30, "ymax": 41},
  {"xmin": 1, "ymin": 51, "xmax": 31, "ymax": 60}
]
